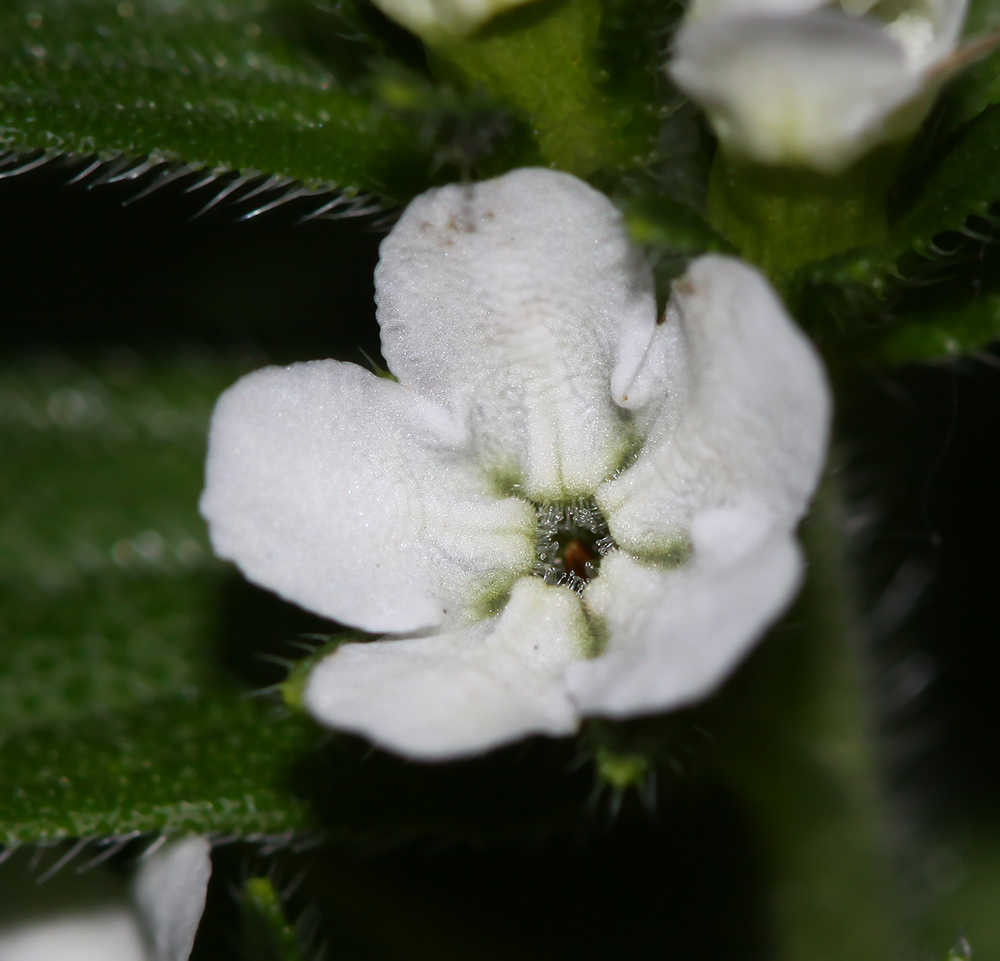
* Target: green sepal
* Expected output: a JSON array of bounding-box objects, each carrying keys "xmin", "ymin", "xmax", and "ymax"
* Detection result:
[
  {"xmin": 281, "ymin": 633, "xmax": 365, "ymax": 712},
  {"xmin": 240, "ymin": 876, "xmax": 307, "ymax": 961},
  {"xmin": 584, "ymin": 713, "xmax": 713, "ymax": 805}
]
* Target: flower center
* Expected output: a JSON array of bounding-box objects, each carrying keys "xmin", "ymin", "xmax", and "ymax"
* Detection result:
[{"xmin": 533, "ymin": 500, "xmax": 615, "ymax": 594}]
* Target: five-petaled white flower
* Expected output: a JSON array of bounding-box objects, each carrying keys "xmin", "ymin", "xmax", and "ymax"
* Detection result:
[
  {"xmin": 669, "ymin": 0, "xmax": 973, "ymax": 173},
  {"xmin": 0, "ymin": 836, "xmax": 211, "ymax": 961},
  {"xmin": 200, "ymin": 168, "xmax": 830, "ymax": 761}
]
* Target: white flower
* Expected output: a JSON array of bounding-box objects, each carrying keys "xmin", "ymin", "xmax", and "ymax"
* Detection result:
[
  {"xmin": 668, "ymin": 0, "xmax": 971, "ymax": 172},
  {"xmin": 369, "ymin": 0, "xmax": 538, "ymax": 39},
  {"xmin": 200, "ymin": 168, "xmax": 830, "ymax": 761},
  {"xmin": 0, "ymin": 836, "xmax": 211, "ymax": 961}
]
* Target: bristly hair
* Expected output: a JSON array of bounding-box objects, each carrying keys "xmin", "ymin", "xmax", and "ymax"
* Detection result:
[{"xmin": 0, "ymin": 148, "xmax": 390, "ymax": 225}]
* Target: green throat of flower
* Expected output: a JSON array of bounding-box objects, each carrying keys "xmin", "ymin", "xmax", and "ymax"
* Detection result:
[{"xmin": 533, "ymin": 499, "xmax": 615, "ymax": 594}]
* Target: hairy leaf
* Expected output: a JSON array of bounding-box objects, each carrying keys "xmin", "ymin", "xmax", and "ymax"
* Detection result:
[
  {"xmin": 0, "ymin": 352, "xmax": 320, "ymax": 843},
  {"xmin": 0, "ymin": 352, "xmax": 233, "ymax": 733},
  {"xmin": 0, "ymin": 695, "xmax": 317, "ymax": 845},
  {"xmin": 0, "ymin": 0, "xmax": 428, "ymax": 196}
]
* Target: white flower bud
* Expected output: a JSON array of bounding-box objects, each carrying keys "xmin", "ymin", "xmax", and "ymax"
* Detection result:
[{"xmin": 669, "ymin": 0, "xmax": 970, "ymax": 172}]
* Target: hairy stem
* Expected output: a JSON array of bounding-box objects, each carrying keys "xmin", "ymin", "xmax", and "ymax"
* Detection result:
[
  {"xmin": 714, "ymin": 479, "xmax": 901, "ymax": 960},
  {"xmin": 429, "ymin": 0, "xmax": 622, "ymax": 175}
]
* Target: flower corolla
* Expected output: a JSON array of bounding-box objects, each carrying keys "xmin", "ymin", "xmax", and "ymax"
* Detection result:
[
  {"xmin": 669, "ymin": 0, "xmax": 971, "ymax": 172},
  {"xmin": 0, "ymin": 836, "xmax": 211, "ymax": 961},
  {"xmin": 200, "ymin": 168, "xmax": 831, "ymax": 761}
]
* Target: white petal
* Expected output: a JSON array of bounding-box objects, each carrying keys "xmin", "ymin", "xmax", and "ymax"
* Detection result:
[
  {"xmin": 304, "ymin": 577, "xmax": 587, "ymax": 760},
  {"xmin": 371, "ymin": 0, "xmax": 539, "ymax": 37},
  {"xmin": 597, "ymin": 255, "xmax": 830, "ymax": 561},
  {"xmin": 568, "ymin": 506, "xmax": 802, "ymax": 715},
  {"xmin": 0, "ymin": 852, "xmax": 149, "ymax": 961},
  {"xmin": 669, "ymin": 13, "xmax": 929, "ymax": 172},
  {"xmin": 132, "ymin": 837, "xmax": 212, "ymax": 961},
  {"xmin": 376, "ymin": 168, "xmax": 657, "ymax": 501},
  {"xmin": 201, "ymin": 360, "xmax": 536, "ymax": 633}
]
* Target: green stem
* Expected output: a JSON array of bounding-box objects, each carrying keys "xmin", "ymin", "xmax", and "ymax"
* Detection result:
[
  {"xmin": 707, "ymin": 149, "xmax": 900, "ymax": 277},
  {"xmin": 715, "ymin": 480, "xmax": 901, "ymax": 960},
  {"xmin": 428, "ymin": 0, "xmax": 621, "ymax": 175}
]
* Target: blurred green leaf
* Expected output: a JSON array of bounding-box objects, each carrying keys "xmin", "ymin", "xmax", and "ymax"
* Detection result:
[
  {"xmin": 0, "ymin": 0, "xmax": 428, "ymax": 195},
  {"xmin": 0, "ymin": 352, "xmax": 233, "ymax": 733},
  {"xmin": 878, "ymin": 296, "xmax": 1000, "ymax": 365},
  {"xmin": 0, "ymin": 351, "xmax": 320, "ymax": 843}
]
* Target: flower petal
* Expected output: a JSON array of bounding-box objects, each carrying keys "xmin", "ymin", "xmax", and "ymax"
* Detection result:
[
  {"xmin": 375, "ymin": 168, "xmax": 657, "ymax": 501},
  {"xmin": 669, "ymin": 14, "xmax": 927, "ymax": 172},
  {"xmin": 132, "ymin": 837, "xmax": 212, "ymax": 961},
  {"xmin": 568, "ymin": 506, "xmax": 802, "ymax": 715},
  {"xmin": 201, "ymin": 360, "xmax": 536, "ymax": 633},
  {"xmin": 304, "ymin": 577, "xmax": 586, "ymax": 759},
  {"xmin": 597, "ymin": 255, "xmax": 829, "ymax": 561}
]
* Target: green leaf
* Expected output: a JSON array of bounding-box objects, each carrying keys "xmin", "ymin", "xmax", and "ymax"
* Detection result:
[
  {"xmin": 0, "ymin": 694, "xmax": 318, "ymax": 845},
  {"xmin": 0, "ymin": 0, "xmax": 427, "ymax": 194},
  {"xmin": 0, "ymin": 351, "xmax": 321, "ymax": 843},
  {"xmin": 0, "ymin": 353, "xmax": 234, "ymax": 733}
]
